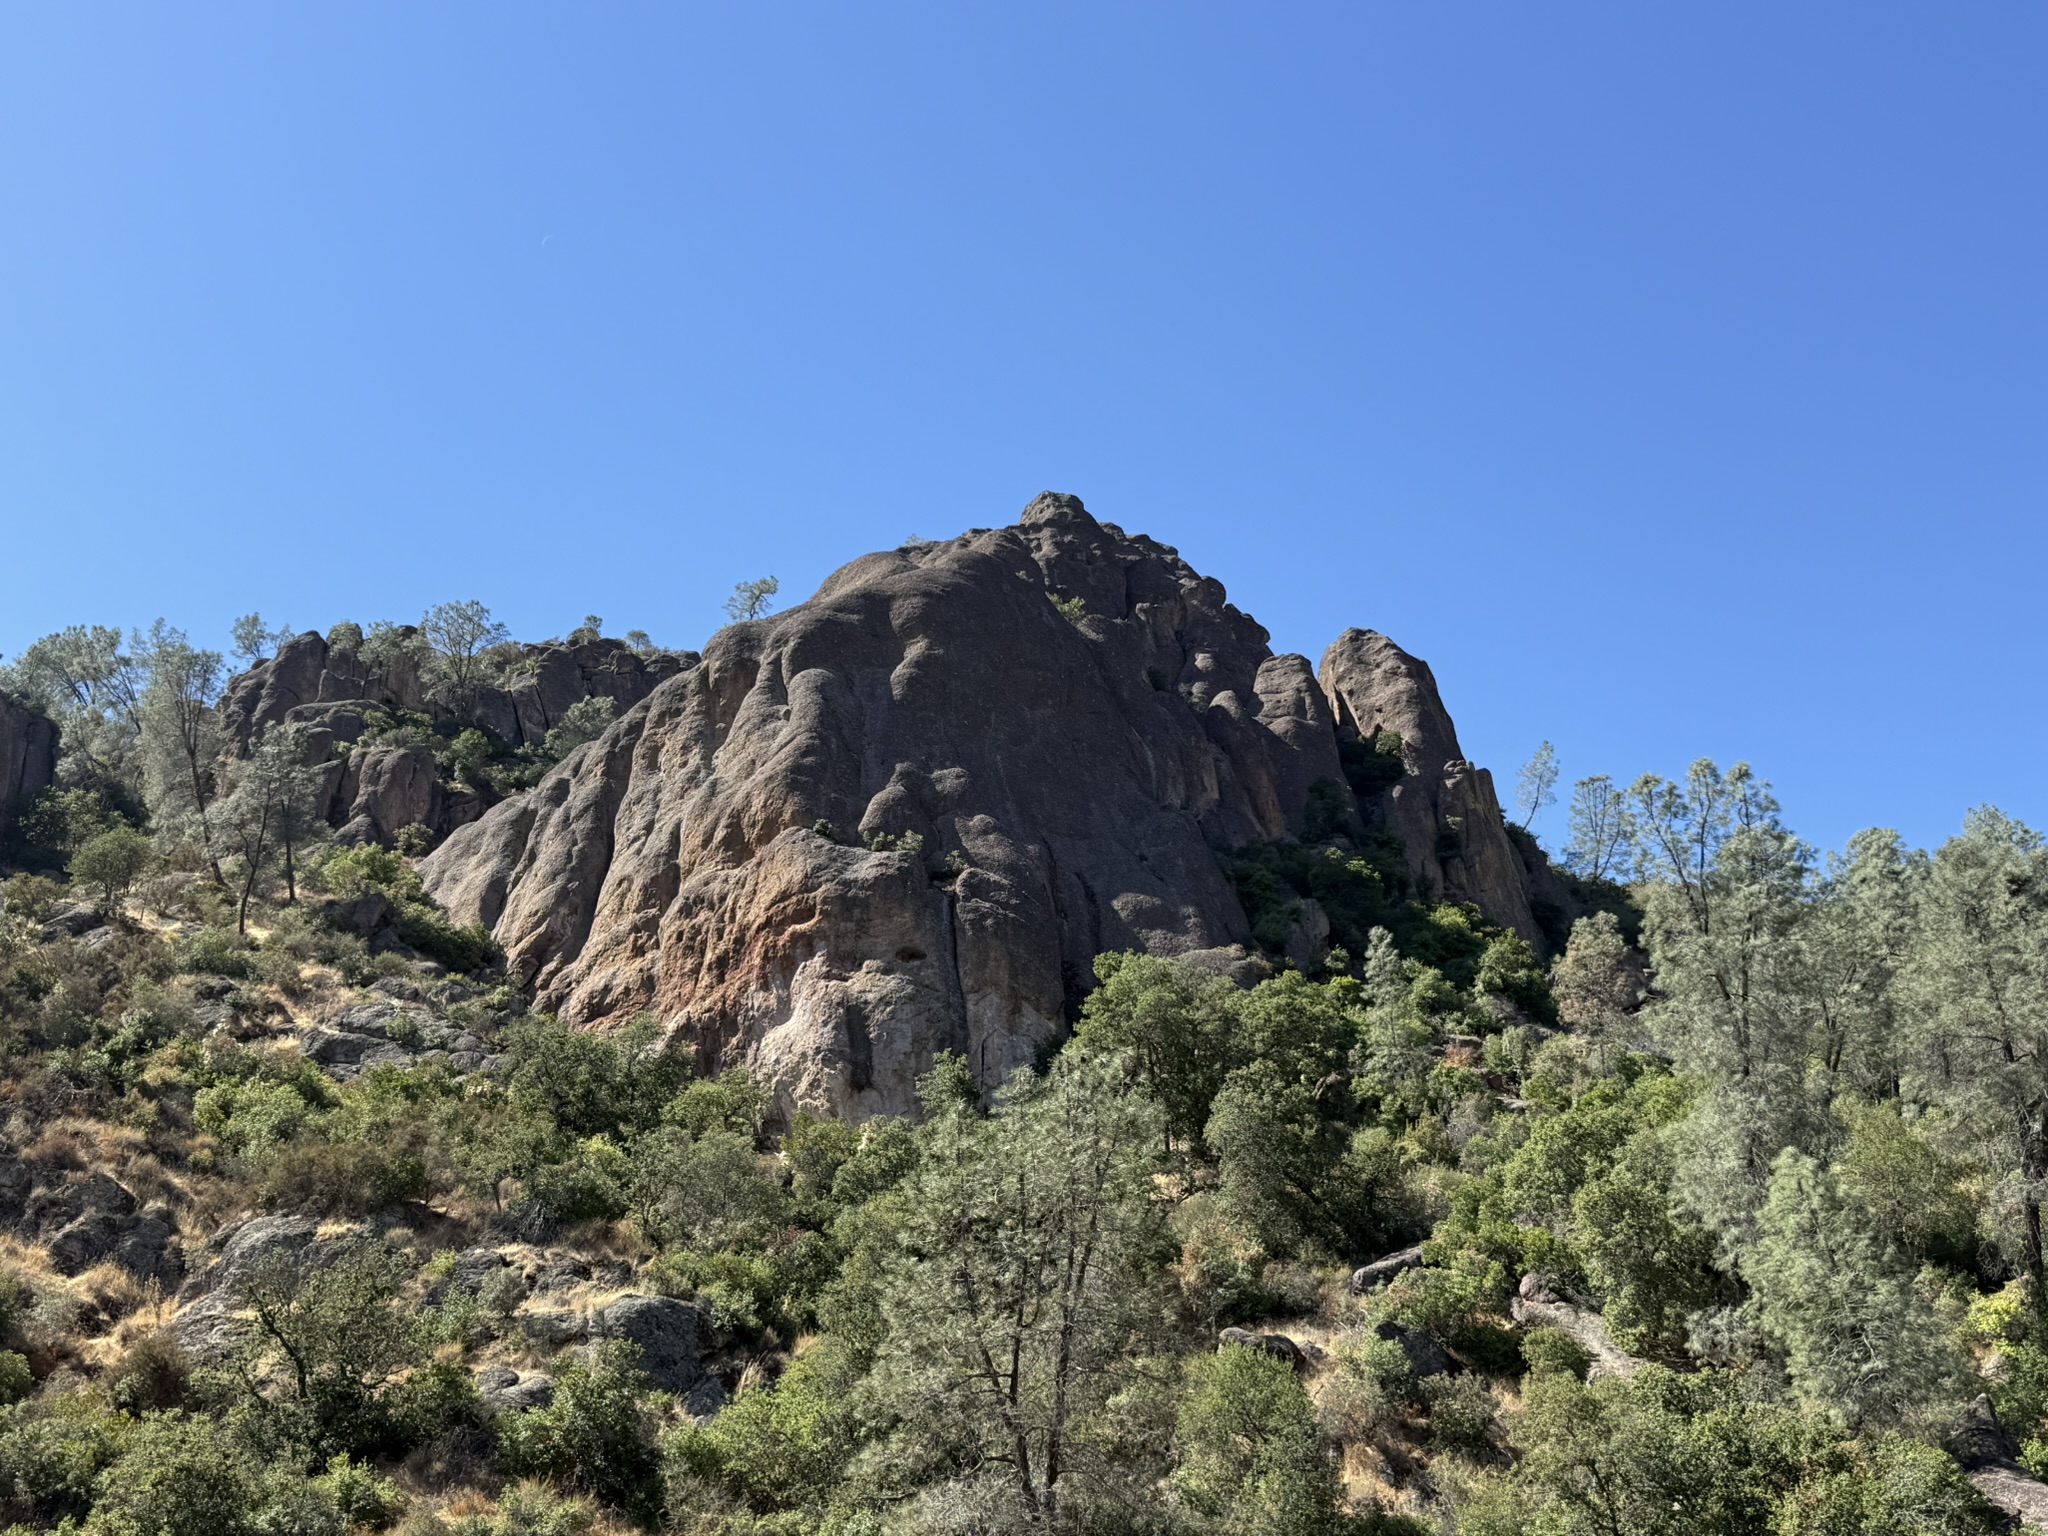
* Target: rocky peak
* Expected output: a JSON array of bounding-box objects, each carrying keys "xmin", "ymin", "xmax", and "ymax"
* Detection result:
[
  {"xmin": 1319, "ymin": 629, "xmax": 1538, "ymax": 938},
  {"xmin": 420, "ymin": 495, "xmax": 1553, "ymax": 1121}
]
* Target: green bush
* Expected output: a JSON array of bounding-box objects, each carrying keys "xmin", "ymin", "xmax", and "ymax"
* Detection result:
[
  {"xmin": 86, "ymin": 1412, "xmax": 258, "ymax": 1536},
  {"xmin": 256, "ymin": 1139, "xmax": 430, "ymax": 1215},
  {"xmin": 1519, "ymin": 1325, "xmax": 1593, "ymax": 1382},
  {"xmin": 0, "ymin": 1351, "xmax": 30, "ymax": 1405},
  {"xmin": 172, "ymin": 927, "xmax": 256, "ymax": 979},
  {"xmin": 1339, "ymin": 729, "xmax": 1408, "ymax": 795},
  {"xmin": 69, "ymin": 826, "xmax": 154, "ymax": 905},
  {"xmin": 496, "ymin": 1339, "xmax": 662, "ymax": 1521}
]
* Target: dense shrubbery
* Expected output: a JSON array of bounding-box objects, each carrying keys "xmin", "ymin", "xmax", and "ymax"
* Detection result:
[{"xmin": 2, "ymin": 655, "xmax": 2043, "ymax": 1536}]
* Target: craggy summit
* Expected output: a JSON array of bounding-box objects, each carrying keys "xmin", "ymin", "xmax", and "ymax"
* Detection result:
[{"xmin": 420, "ymin": 494, "xmax": 1542, "ymax": 1118}]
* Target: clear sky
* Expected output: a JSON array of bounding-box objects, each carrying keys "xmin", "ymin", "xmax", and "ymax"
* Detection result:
[{"xmin": 2, "ymin": 5, "xmax": 2041, "ymax": 858}]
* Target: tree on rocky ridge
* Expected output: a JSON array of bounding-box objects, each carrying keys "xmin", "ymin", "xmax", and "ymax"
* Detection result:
[
  {"xmin": 135, "ymin": 619, "xmax": 226, "ymax": 881},
  {"xmin": 419, "ymin": 599, "xmax": 510, "ymax": 715},
  {"xmin": 724, "ymin": 576, "xmax": 779, "ymax": 622}
]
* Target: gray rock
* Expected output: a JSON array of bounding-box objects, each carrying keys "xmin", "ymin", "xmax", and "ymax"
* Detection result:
[
  {"xmin": 18, "ymin": 1171, "xmax": 179, "ymax": 1284},
  {"xmin": 590, "ymin": 1293, "xmax": 711, "ymax": 1395},
  {"xmin": 532, "ymin": 1254, "xmax": 592, "ymax": 1294},
  {"xmin": 684, "ymin": 1375, "xmax": 729, "ymax": 1420},
  {"xmin": 40, "ymin": 901, "xmax": 106, "ymax": 940},
  {"xmin": 316, "ymin": 893, "xmax": 397, "ymax": 940},
  {"xmin": 180, "ymin": 1215, "xmax": 321, "ymax": 1302},
  {"xmin": 476, "ymin": 1365, "xmax": 556, "ymax": 1415},
  {"xmin": 1349, "ymin": 1245, "xmax": 1425, "ymax": 1293},
  {"xmin": 0, "ymin": 691, "xmax": 58, "ymax": 845},
  {"xmin": 1372, "ymin": 1319, "xmax": 1453, "ymax": 1379},
  {"xmin": 420, "ymin": 497, "xmax": 1565, "ymax": 1120},
  {"xmin": 522, "ymin": 1309, "xmax": 590, "ymax": 1347},
  {"xmin": 1509, "ymin": 1274, "xmax": 1641, "ymax": 1381},
  {"xmin": 1320, "ymin": 630, "xmax": 1538, "ymax": 938},
  {"xmin": 1218, "ymin": 1327, "xmax": 1305, "ymax": 1367}
]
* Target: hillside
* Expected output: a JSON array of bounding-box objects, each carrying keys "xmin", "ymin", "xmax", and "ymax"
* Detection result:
[{"xmin": 0, "ymin": 496, "xmax": 2041, "ymax": 1535}]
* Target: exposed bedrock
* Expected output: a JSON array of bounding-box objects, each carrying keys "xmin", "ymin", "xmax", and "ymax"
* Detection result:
[{"xmin": 423, "ymin": 494, "xmax": 1543, "ymax": 1118}]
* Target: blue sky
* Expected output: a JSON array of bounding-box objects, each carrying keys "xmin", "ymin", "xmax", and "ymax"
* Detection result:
[{"xmin": 2, "ymin": 4, "xmax": 2041, "ymax": 857}]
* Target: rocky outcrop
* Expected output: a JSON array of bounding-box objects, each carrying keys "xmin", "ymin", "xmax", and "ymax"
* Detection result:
[
  {"xmin": 423, "ymin": 495, "xmax": 1546, "ymax": 1120},
  {"xmin": 1349, "ymin": 1245, "xmax": 1426, "ymax": 1293},
  {"xmin": 1320, "ymin": 630, "xmax": 1538, "ymax": 938},
  {"xmin": 0, "ymin": 1152, "xmax": 180, "ymax": 1286},
  {"xmin": 221, "ymin": 630, "xmax": 685, "ymax": 759},
  {"xmin": 217, "ymin": 630, "xmax": 689, "ymax": 851},
  {"xmin": 0, "ymin": 690, "xmax": 58, "ymax": 845},
  {"xmin": 1510, "ymin": 1272, "xmax": 1643, "ymax": 1381}
]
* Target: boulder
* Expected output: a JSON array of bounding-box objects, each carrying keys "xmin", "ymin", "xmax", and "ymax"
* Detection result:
[
  {"xmin": 333, "ymin": 745, "xmax": 444, "ymax": 847},
  {"xmin": 1218, "ymin": 1327, "xmax": 1305, "ymax": 1367},
  {"xmin": 590, "ymin": 1293, "xmax": 712, "ymax": 1395},
  {"xmin": 315, "ymin": 892, "xmax": 397, "ymax": 941},
  {"xmin": 15, "ymin": 1171, "xmax": 179, "ymax": 1285},
  {"xmin": 1372, "ymin": 1319, "xmax": 1454, "ymax": 1379},
  {"xmin": 1348, "ymin": 1245, "xmax": 1425, "ymax": 1293},
  {"xmin": 475, "ymin": 1365, "xmax": 555, "ymax": 1415},
  {"xmin": 39, "ymin": 901, "xmax": 106, "ymax": 940},
  {"xmin": 0, "ymin": 691, "xmax": 58, "ymax": 844},
  {"xmin": 1510, "ymin": 1273, "xmax": 1641, "ymax": 1381},
  {"xmin": 178, "ymin": 1214, "xmax": 322, "ymax": 1303}
]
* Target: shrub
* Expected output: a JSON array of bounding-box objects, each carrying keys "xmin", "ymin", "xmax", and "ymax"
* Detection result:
[
  {"xmin": 1173, "ymin": 1346, "xmax": 1342, "ymax": 1534},
  {"xmin": 0, "ymin": 1350, "xmax": 29, "ymax": 1405},
  {"xmin": 496, "ymin": 1339, "xmax": 662, "ymax": 1521},
  {"xmin": 172, "ymin": 926, "xmax": 257, "ymax": 978},
  {"xmin": 1422, "ymin": 1373, "xmax": 1499, "ymax": 1456},
  {"xmin": 257, "ymin": 1139, "xmax": 430, "ymax": 1215},
  {"xmin": 85, "ymin": 1410, "xmax": 257, "ymax": 1536},
  {"xmin": 1519, "ymin": 1325, "xmax": 1593, "ymax": 1382},
  {"xmin": 69, "ymin": 826, "xmax": 154, "ymax": 905},
  {"xmin": 542, "ymin": 696, "xmax": 617, "ymax": 761}
]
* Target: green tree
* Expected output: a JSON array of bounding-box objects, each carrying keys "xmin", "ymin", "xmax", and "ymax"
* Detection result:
[
  {"xmin": 0, "ymin": 624, "xmax": 145, "ymax": 781},
  {"xmin": 1550, "ymin": 912, "xmax": 1643, "ymax": 1067},
  {"xmin": 1747, "ymin": 1150, "xmax": 1967, "ymax": 1432},
  {"xmin": 1563, "ymin": 773, "xmax": 1633, "ymax": 882},
  {"xmin": 69, "ymin": 825, "xmax": 153, "ymax": 906},
  {"xmin": 1516, "ymin": 740, "xmax": 1560, "ymax": 833},
  {"xmin": 229, "ymin": 613, "xmax": 294, "ymax": 667},
  {"xmin": 1173, "ymin": 1345, "xmax": 1343, "ymax": 1536},
  {"xmin": 1073, "ymin": 951, "xmax": 1241, "ymax": 1161},
  {"xmin": 723, "ymin": 577, "xmax": 780, "ymax": 623},
  {"xmin": 135, "ymin": 620, "xmax": 226, "ymax": 880},
  {"xmin": 865, "ymin": 1049, "xmax": 1166, "ymax": 1521},
  {"xmin": 497, "ymin": 1338, "xmax": 662, "ymax": 1521},
  {"xmin": 229, "ymin": 1235, "xmax": 433, "ymax": 1463},
  {"xmin": 542, "ymin": 694, "xmax": 617, "ymax": 761},
  {"xmin": 1903, "ymin": 808, "xmax": 2048, "ymax": 1315},
  {"xmin": 85, "ymin": 1411, "xmax": 257, "ymax": 1536},
  {"xmin": 215, "ymin": 722, "xmax": 324, "ymax": 929},
  {"xmin": 419, "ymin": 600, "xmax": 510, "ymax": 714}
]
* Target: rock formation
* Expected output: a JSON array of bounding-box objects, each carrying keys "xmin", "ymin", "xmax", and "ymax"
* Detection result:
[
  {"xmin": 0, "ymin": 690, "xmax": 58, "ymax": 845},
  {"xmin": 422, "ymin": 495, "xmax": 1553, "ymax": 1121},
  {"xmin": 1319, "ymin": 629, "xmax": 1539, "ymax": 939},
  {"xmin": 217, "ymin": 627, "xmax": 690, "ymax": 847}
]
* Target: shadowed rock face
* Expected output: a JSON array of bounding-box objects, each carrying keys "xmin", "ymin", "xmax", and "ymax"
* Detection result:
[
  {"xmin": 422, "ymin": 495, "xmax": 1539, "ymax": 1119},
  {"xmin": 0, "ymin": 692, "xmax": 58, "ymax": 845},
  {"xmin": 1318, "ymin": 629, "xmax": 1539, "ymax": 939}
]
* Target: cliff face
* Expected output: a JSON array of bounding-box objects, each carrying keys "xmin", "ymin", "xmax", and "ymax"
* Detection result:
[
  {"xmin": 1318, "ymin": 629, "xmax": 1538, "ymax": 940},
  {"xmin": 218, "ymin": 629, "xmax": 690, "ymax": 846},
  {"xmin": 0, "ymin": 693, "xmax": 58, "ymax": 845},
  {"xmin": 421, "ymin": 495, "xmax": 1543, "ymax": 1118}
]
